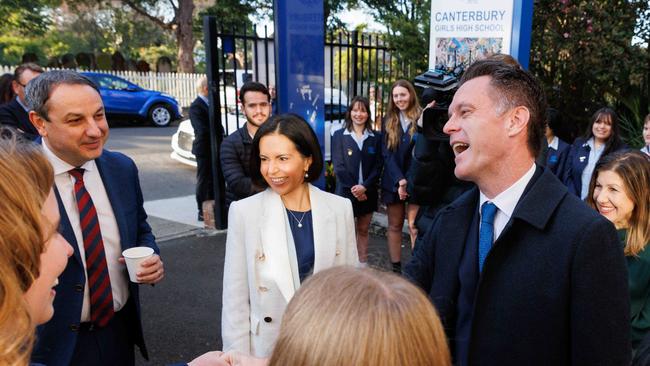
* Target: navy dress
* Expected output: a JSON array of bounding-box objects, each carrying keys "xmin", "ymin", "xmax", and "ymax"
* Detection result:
[
  {"xmin": 331, "ymin": 128, "xmax": 382, "ymax": 217},
  {"xmin": 381, "ymin": 120, "xmax": 415, "ymax": 204},
  {"xmin": 286, "ymin": 209, "xmax": 315, "ymax": 282}
]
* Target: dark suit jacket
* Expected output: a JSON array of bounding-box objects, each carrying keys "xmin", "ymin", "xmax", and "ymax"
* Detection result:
[
  {"xmin": 331, "ymin": 128, "xmax": 382, "ymax": 198},
  {"xmin": 0, "ymin": 97, "xmax": 38, "ymax": 139},
  {"xmin": 189, "ymin": 96, "xmax": 218, "ymax": 156},
  {"xmin": 32, "ymin": 150, "xmax": 159, "ymax": 366},
  {"xmin": 405, "ymin": 168, "xmax": 630, "ymax": 366},
  {"xmin": 546, "ymin": 137, "xmax": 570, "ymax": 176}
]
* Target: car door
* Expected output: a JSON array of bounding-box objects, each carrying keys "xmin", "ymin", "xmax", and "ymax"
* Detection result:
[{"xmin": 93, "ymin": 75, "xmax": 148, "ymax": 114}]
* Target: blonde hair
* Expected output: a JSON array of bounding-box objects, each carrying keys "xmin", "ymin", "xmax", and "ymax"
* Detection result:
[
  {"xmin": 0, "ymin": 131, "xmax": 54, "ymax": 365},
  {"xmin": 587, "ymin": 150, "xmax": 650, "ymax": 256},
  {"xmin": 384, "ymin": 80, "xmax": 421, "ymax": 151},
  {"xmin": 268, "ymin": 266, "xmax": 451, "ymax": 366}
]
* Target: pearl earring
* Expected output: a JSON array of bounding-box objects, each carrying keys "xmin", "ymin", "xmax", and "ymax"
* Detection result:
[{"xmin": 304, "ymin": 172, "xmax": 309, "ymax": 178}]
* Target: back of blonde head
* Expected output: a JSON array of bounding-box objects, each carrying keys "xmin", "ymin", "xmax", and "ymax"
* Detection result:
[
  {"xmin": 0, "ymin": 130, "xmax": 53, "ymax": 365},
  {"xmin": 269, "ymin": 266, "xmax": 451, "ymax": 366}
]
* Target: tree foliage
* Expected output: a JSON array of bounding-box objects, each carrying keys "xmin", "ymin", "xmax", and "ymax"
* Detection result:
[{"xmin": 529, "ymin": 0, "xmax": 650, "ymax": 142}]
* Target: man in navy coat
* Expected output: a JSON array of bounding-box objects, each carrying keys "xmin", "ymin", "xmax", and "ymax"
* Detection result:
[
  {"xmin": 0, "ymin": 63, "xmax": 43, "ymax": 139},
  {"xmin": 27, "ymin": 70, "xmax": 164, "ymax": 366},
  {"xmin": 404, "ymin": 60, "xmax": 630, "ymax": 365}
]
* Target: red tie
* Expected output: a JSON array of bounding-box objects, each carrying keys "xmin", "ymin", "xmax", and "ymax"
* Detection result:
[{"xmin": 69, "ymin": 168, "xmax": 114, "ymax": 327}]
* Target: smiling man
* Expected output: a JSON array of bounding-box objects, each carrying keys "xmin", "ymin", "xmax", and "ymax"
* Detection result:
[
  {"xmin": 404, "ymin": 59, "xmax": 630, "ymax": 365},
  {"xmin": 26, "ymin": 70, "xmax": 163, "ymax": 366},
  {"xmin": 220, "ymin": 81, "xmax": 271, "ymax": 211}
]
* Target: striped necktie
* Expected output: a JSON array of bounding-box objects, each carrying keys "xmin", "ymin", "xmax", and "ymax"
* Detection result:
[
  {"xmin": 69, "ymin": 168, "xmax": 114, "ymax": 327},
  {"xmin": 478, "ymin": 202, "xmax": 498, "ymax": 273}
]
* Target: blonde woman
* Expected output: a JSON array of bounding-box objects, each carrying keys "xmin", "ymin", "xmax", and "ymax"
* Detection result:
[
  {"xmin": 587, "ymin": 150, "xmax": 650, "ymax": 352},
  {"xmin": 381, "ymin": 79, "xmax": 422, "ymax": 271},
  {"xmin": 0, "ymin": 134, "xmax": 73, "ymax": 365},
  {"xmin": 218, "ymin": 266, "xmax": 451, "ymax": 366}
]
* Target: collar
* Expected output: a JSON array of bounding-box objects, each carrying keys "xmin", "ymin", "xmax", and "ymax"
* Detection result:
[
  {"xmin": 16, "ymin": 96, "xmax": 29, "ymax": 112},
  {"xmin": 198, "ymin": 94, "xmax": 209, "ymax": 106},
  {"xmin": 586, "ymin": 137, "xmax": 604, "ymax": 152},
  {"xmin": 479, "ymin": 163, "xmax": 536, "ymax": 219},
  {"xmin": 343, "ymin": 128, "xmax": 374, "ymax": 137},
  {"xmin": 42, "ymin": 139, "xmax": 96, "ymax": 175},
  {"xmin": 548, "ymin": 136, "xmax": 559, "ymax": 150}
]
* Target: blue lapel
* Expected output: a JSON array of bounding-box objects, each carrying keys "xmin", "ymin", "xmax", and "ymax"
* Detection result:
[
  {"xmin": 95, "ymin": 152, "xmax": 129, "ymax": 251},
  {"xmin": 53, "ymin": 186, "xmax": 83, "ymax": 266}
]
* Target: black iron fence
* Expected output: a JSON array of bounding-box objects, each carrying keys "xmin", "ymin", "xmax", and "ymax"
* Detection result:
[{"xmin": 209, "ymin": 24, "xmax": 407, "ymax": 134}]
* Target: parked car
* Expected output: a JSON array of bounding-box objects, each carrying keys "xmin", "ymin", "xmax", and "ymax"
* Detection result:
[
  {"xmin": 81, "ymin": 72, "xmax": 182, "ymax": 127},
  {"xmin": 170, "ymin": 88, "xmax": 349, "ymax": 166},
  {"xmin": 170, "ymin": 111, "xmax": 248, "ymax": 166}
]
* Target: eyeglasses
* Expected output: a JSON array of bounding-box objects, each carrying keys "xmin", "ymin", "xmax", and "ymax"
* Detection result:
[{"xmin": 15, "ymin": 81, "xmax": 26, "ymax": 88}]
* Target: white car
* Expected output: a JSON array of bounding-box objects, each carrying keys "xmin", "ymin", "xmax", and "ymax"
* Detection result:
[
  {"xmin": 170, "ymin": 88, "xmax": 349, "ymax": 166},
  {"xmin": 170, "ymin": 112, "xmax": 248, "ymax": 166}
]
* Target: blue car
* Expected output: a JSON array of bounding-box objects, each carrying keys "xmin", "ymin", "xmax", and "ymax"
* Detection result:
[{"xmin": 81, "ymin": 72, "xmax": 182, "ymax": 127}]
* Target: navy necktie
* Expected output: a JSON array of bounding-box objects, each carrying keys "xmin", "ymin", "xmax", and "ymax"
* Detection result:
[
  {"xmin": 478, "ymin": 202, "xmax": 498, "ymax": 272},
  {"xmin": 69, "ymin": 168, "xmax": 114, "ymax": 327}
]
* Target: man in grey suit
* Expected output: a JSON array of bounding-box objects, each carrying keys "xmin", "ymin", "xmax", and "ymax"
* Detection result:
[{"xmin": 404, "ymin": 59, "xmax": 630, "ymax": 365}]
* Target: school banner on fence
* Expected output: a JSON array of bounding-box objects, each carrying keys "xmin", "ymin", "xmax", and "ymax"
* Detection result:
[{"xmin": 428, "ymin": 0, "xmax": 533, "ymax": 70}]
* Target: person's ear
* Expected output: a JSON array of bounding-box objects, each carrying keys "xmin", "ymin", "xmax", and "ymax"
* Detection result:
[
  {"xmin": 30, "ymin": 111, "xmax": 48, "ymax": 138},
  {"xmin": 506, "ymin": 106, "xmax": 530, "ymax": 137}
]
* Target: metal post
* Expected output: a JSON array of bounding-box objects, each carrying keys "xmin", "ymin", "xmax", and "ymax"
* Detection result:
[
  {"xmin": 351, "ymin": 30, "xmax": 359, "ymax": 98},
  {"xmin": 203, "ymin": 16, "xmax": 227, "ymax": 229}
]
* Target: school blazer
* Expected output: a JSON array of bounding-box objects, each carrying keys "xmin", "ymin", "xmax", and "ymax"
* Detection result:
[{"xmin": 221, "ymin": 184, "xmax": 359, "ymax": 357}]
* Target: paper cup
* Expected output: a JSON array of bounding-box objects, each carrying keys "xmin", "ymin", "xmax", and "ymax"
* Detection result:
[{"xmin": 122, "ymin": 247, "xmax": 154, "ymax": 283}]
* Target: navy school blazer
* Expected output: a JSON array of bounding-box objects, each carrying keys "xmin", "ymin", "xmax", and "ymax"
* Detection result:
[
  {"xmin": 32, "ymin": 149, "xmax": 159, "ymax": 366},
  {"xmin": 380, "ymin": 121, "xmax": 415, "ymax": 192},
  {"xmin": 331, "ymin": 128, "xmax": 383, "ymax": 198},
  {"xmin": 545, "ymin": 137, "xmax": 570, "ymax": 177},
  {"xmin": 562, "ymin": 137, "xmax": 627, "ymax": 196}
]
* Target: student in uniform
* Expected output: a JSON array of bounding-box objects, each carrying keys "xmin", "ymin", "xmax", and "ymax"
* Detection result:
[
  {"xmin": 544, "ymin": 108, "xmax": 570, "ymax": 176},
  {"xmin": 563, "ymin": 107, "xmax": 626, "ymax": 199},
  {"xmin": 381, "ymin": 79, "xmax": 421, "ymax": 273},
  {"xmin": 332, "ymin": 96, "xmax": 382, "ymax": 265}
]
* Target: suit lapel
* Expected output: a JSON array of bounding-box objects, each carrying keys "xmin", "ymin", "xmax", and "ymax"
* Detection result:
[
  {"xmin": 436, "ymin": 191, "xmax": 478, "ymax": 283},
  {"xmin": 54, "ymin": 186, "xmax": 83, "ymax": 266},
  {"xmin": 310, "ymin": 184, "xmax": 335, "ymax": 272},
  {"xmin": 95, "ymin": 153, "xmax": 128, "ymax": 250},
  {"xmin": 260, "ymin": 189, "xmax": 295, "ymax": 302}
]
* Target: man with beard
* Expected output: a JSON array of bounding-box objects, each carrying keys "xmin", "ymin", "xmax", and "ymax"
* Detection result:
[{"xmin": 220, "ymin": 82, "xmax": 271, "ymax": 211}]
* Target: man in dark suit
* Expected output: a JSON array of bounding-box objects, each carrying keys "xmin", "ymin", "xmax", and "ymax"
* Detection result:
[
  {"xmin": 404, "ymin": 59, "xmax": 630, "ymax": 365},
  {"xmin": 220, "ymin": 81, "xmax": 270, "ymax": 211},
  {"xmin": 189, "ymin": 75, "xmax": 222, "ymax": 221},
  {"xmin": 27, "ymin": 70, "xmax": 164, "ymax": 366},
  {"xmin": 0, "ymin": 63, "xmax": 43, "ymax": 139}
]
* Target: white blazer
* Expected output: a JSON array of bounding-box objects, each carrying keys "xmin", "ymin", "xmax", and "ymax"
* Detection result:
[{"xmin": 221, "ymin": 184, "xmax": 359, "ymax": 357}]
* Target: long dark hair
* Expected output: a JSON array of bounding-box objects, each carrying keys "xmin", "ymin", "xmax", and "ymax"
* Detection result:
[
  {"xmin": 584, "ymin": 107, "xmax": 623, "ymax": 156},
  {"xmin": 344, "ymin": 96, "xmax": 373, "ymax": 133}
]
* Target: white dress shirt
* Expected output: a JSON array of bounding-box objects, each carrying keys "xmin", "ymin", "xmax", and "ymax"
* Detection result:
[
  {"xmin": 42, "ymin": 141, "xmax": 129, "ymax": 321},
  {"xmin": 479, "ymin": 163, "xmax": 536, "ymax": 241},
  {"xmin": 548, "ymin": 136, "xmax": 559, "ymax": 150}
]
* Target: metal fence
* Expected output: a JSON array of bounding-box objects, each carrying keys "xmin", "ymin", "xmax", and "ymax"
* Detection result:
[
  {"xmin": 209, "ymin": 26, "xmax": 405, "ymax": 131},
  {"xmin": 0, "ymin": 65, "xmax": 203, "ymax": 108}
]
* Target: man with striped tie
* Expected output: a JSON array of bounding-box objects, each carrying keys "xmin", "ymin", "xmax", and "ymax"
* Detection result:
[
  {"xmin": 27, "ymin": 70, "xmax": 163, "ymax": 366},
  {"xmin": 404, "ymin": 59, "xmax": 630, "ymax": 365}
]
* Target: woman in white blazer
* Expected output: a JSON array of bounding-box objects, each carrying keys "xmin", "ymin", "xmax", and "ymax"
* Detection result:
[{"xmin": 221, "ymin": 114, "xmax": 359, "ymax": 357}]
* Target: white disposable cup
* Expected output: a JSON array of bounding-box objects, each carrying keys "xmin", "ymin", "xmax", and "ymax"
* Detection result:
[{"xmin": 122, "ymin": 247, "xmax": 154, "ymax": 283}]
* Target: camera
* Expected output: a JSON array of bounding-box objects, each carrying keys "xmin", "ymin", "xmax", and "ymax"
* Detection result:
[{"xmin": 413, "ymin": 69, "xmax": 461, "ymax": 141}]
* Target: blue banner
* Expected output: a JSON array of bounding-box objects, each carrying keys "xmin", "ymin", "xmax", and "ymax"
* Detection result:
[{"xmin": 274, "ymin": 0, "xmax": 325, "ymax": 187}]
